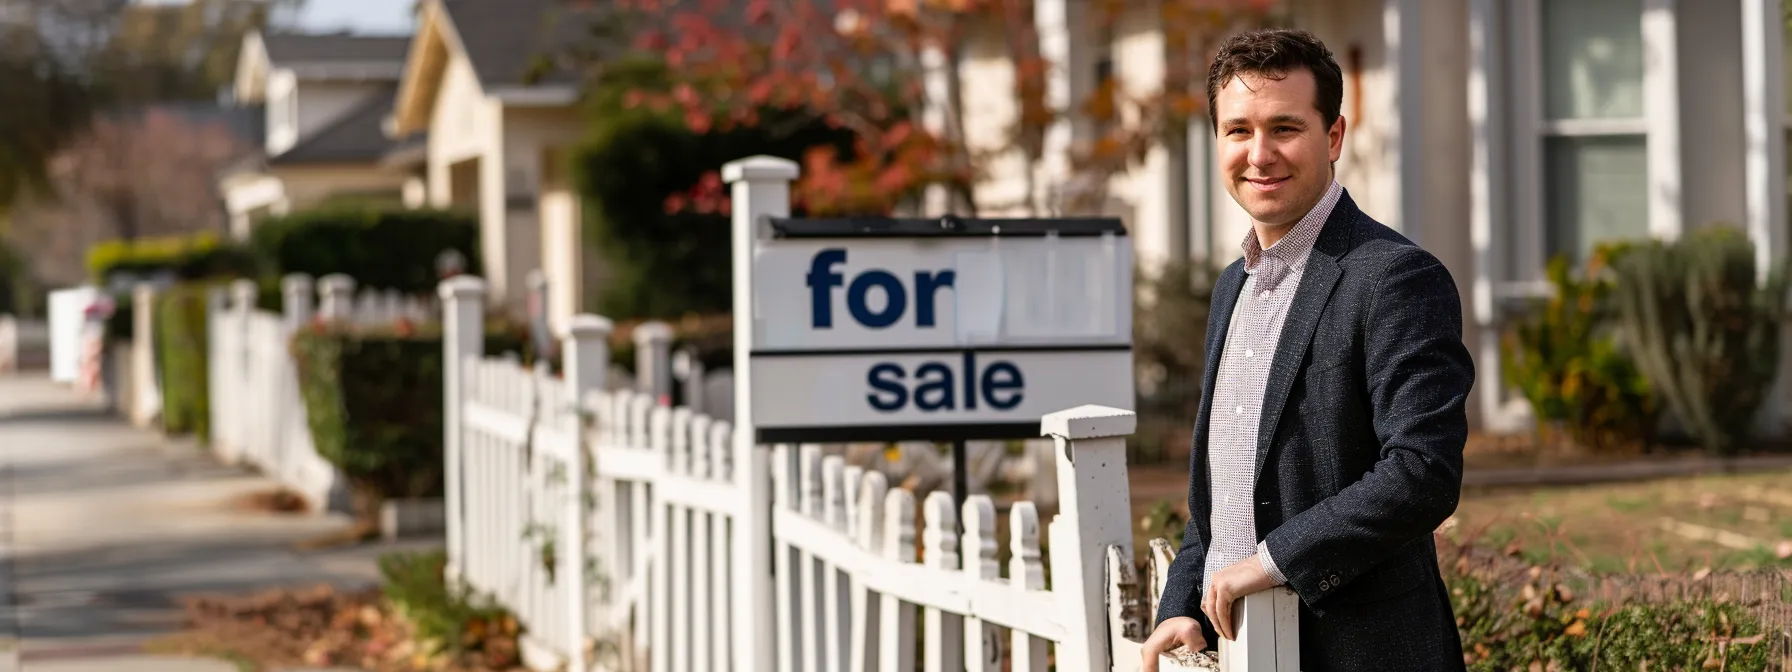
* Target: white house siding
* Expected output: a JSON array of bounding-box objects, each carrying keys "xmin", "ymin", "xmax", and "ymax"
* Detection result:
[
  {"xmin": 959, "ymin": 23, "xmax": 1033, "ymax": 217},
  {"xmin": 499, "ymin": 106, "xmax": 585, "ymax": 326},
  {"xmin": 426, "ymin": 54, "xmax": 494, "ymax": 204},
  {"xmin": 1677, "ymin": 2, "xmax": 1749, "ymax": 232},
  {"xmin": 1107, "ymin": 5, "xmax": 1177, "ymax": 273}
]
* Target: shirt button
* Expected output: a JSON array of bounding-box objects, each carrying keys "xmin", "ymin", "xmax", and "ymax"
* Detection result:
[
  {"xmin": 1261, "ymin": 290, "xmax": 1272, "ymax": 297},
  {"xmin": 1245, "ymin": 349, "xmax": 1255, "ymax": 358},
  {"xmin": 1235, "ymin": 405, "xmax": 1245, "ymax": 415}
]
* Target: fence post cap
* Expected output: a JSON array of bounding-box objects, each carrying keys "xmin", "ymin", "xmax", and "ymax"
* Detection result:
[
  {"xmin": 563, "ymin": 313, "xmax": 614, "ymax": 340},
  {"xmin": 632, "ymin": 320, "xmax": 674, "ymax": 345},
  {"xmin": 1040, "ymin": 405, "xmax": 1136, "ymax": 441},
  {"xmin": 318, "ymin": 274, "xmax": 355, "ymax": 291},
  {"xmin": 438, "ymin": 275, "xmax": 486, "ymax": 300},
  {"xmin": 281, "ymin": 273, "xmax": 313, "ymax": 293},
  {"xmin": 722, "ymin": 155, "xmax": 800, "ymax": 183}
]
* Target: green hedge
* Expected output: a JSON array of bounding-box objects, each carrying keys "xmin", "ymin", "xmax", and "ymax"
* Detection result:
[
  {"xmin": 87, "ymin": 232, "xmax": 255, "ymax": 286},
  {"xmin": 155, "ymin": 283, "xmax": 214, "ymax": 440},
  {"xmin": 291, "ymin": 321, "xmax": 529, "ymax": 518},
  {"xmin": 248, "ymin": 207, "xmax": 480, "ymax": 294}
]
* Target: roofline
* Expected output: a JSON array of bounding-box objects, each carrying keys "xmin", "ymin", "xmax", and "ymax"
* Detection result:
[
  {"xmin": 393, "ymin": 0, "xmax": 468, "ymax": 136},
  {"xmin": 286, "ymin": 63, "xmax": 407, "ymax": 80},
  {"xmin": 490, "ymin": 85, "xmax": 579, "ymax": 106}
]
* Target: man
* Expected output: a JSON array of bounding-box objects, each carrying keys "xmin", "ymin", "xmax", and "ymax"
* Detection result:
[{"xmin": 1141, "ymin": 29, "xmax": 1474, "ymax": 671}]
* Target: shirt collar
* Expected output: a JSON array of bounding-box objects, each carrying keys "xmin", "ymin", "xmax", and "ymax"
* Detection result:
[{"xmin": 1241, "ymin": 179, "xmax": 1342, "ymax": 291}]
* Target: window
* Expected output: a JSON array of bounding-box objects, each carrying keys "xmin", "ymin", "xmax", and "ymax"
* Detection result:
[{"xmin": 1536, "ymin": 0, "xmax": 1648, "ymax": 263}]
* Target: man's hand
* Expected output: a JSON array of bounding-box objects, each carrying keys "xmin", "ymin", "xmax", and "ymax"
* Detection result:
[
  {"xmin": 1201, "ymin": 555, "xmax": 1278, "ymax": 641},
  {"xmin": 1141, "ymin": 616, "xmax": 1207, "ymax": 672}
]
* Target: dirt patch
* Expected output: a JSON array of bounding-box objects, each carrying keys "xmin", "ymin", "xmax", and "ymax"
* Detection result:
[
  {"xmin": 144, "ymin": 584, "xmax": 525, "ymax": 672},
  {"xmin": 230, "ymin": 487, "xmax": 310, "ymax": 514}
]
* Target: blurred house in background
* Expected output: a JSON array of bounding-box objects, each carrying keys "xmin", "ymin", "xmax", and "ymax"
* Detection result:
[
  {"xmin": 216, "ymin": 30, "xmax": 415, "ymax": 239},
  {"xmin": 956, "ymin": 0, "xmax": 1791, "ymax": 436}
]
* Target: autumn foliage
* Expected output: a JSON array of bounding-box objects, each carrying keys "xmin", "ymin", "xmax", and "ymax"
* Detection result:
[{"xmin": 590, "ymin": 0, "xmax": 1276, "ymax": 217}]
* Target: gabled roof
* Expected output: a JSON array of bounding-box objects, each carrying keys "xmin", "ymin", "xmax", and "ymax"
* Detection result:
[
  {"xmin": 439, "ymin": 0, "xmax": 599, "ymax": 90},
  {"xmin": 268, "ymin": 88, "xmax": 408, "ymax": 166},
  {"xmin": 392, "ymin": 0, "xmax": 597, "ymax": 134},
  {"xmin": 262, "ymin": 33, "xmax": 412, "ymax": 66}
]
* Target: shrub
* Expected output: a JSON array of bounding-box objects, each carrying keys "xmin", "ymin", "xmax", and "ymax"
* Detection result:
[
  {"xmin": 378, "ymin": 549, "xmax": 520, "ymax": 663},
  {"xmin": 570, "ymin": 56, "xmax": 858, "ymax": 318},
  {"xmin": 1607, "ymin": 226, "xmax": 1791, "ymax": 455},
  {"xmin": 87, "ymin": 232, "xmax": 255, "ymax": 287},
  {"xmin": 290, "ymin": 320, "xmax": 529, "ymax": 520},
  {"xmin": 1449, "ymin": 563, "xmax": 1774, "ymax": 671},
  {"xmin": 1500, "ymin": 249, "xmax": 1658, "ymax": 452},
  {"xmin": 1131, "ymin": 259, "xmax": 1218, "ymax": 464},
  {"xmin": 155, "ymin": 282, "xmax": 215, "ymax": 439},
  {"xmin": 247, "ymin": 207, "xmax": 480, "ymax": 294}
]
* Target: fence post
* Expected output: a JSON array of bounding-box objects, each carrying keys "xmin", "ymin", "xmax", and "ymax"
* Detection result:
[
  {"xmin": 673, "ymin": 346, "xmax": 705, "ymax": 415},
  {"xmin": 0, "ymin": 314, "xmax": 14, "ymax": 374},
  {"xmin": 1040, "ymin": 405, "xmax": 1138, "ymax": 672},
  {"xmin": 319, "ymin": 274, "xmax": 355, "ymax": 322},
  {"xmin": 561, "ymin": 313, "xmax": 611, "ymax": 672},
  {"xmin": 632, "ymin": 321, "xmax": 673, "ymax": 406},
  {"xmin": 130, "ymin": 282, "xmax": 161, "ymax": 427},
  {"xmin": 228, "ymin": 279, "xmax": 258, "ymax": 465},
  {"xmin": 440, "ymin": 276, "xmax": 487, "ymax": 584},
  {"xmin": 206, "ymin": 286, "xmax": 229, "ymax": 451},
  {"xmin": 723, "ymin": 154, "xmax": 798, "ymax": 672},
  {"xmin": 283, "ymin": 274, "xmax": 314, "ymax": 330}
]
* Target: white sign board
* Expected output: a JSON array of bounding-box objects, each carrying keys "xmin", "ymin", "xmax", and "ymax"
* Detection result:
[{"xmin": 748, "ymin": 225, "xmax": 1134, "ymax": 442}]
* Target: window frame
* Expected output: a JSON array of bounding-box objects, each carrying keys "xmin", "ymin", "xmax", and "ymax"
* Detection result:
[{"xmin": 1506, "ymin": 0, "xmax": 1675, "ymax": 294}]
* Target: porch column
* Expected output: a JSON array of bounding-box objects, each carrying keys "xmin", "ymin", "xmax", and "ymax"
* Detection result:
[
  {"xmin": 1467, "ymin": 0, "xmax": 1530, "ymax": 434},
  {"xmin": 1743, "ymin": 0, "xmax": 1791, "ymax": 435},
  {"xmin": 1385, "ymin": 0, "xmax": 1425, "ymax": 248}
]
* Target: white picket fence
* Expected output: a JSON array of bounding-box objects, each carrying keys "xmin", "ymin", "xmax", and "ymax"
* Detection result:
[
  {"xmin": 206, "ymin": 273, "xmax": 438, "ymax": 510},
  {"xmin": 440, "ymin": 275, "xmax": 1300, "ymax": 672}
]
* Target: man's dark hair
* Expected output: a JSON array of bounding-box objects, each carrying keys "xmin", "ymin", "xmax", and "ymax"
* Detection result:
[{"xmin": 1205, "ymin": 29, "xmax": 1344, "ymax": 134}]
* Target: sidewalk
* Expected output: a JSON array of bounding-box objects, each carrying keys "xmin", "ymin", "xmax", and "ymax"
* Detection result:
[{"xmin": 0, "ymin": 373, "xmax": 428, "ymax": 672}]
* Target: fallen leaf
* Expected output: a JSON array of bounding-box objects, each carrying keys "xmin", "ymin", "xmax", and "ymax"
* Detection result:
[
  {"xmin": 1693, "ymin": 567, "xmax": 1712, "ymax": 581},
  {"xmin": 1565, "ymin": 620, "xmax": 1587, "ymax": 637},
  {"xmin": 1576, "ymin": 608, "xmax": 1591, "ymax": 620}
]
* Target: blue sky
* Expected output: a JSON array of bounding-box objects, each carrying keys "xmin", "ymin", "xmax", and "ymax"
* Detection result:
[
  {"xmin": 134, "ymin": 0, "xmax": 417, "ymax": 35},
  {"xmin": 286, "ymin": 0, "xmax": 415, "ymax": 35}
]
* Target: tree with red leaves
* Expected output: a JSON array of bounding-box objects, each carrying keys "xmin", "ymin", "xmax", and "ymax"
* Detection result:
[{"xmin": 584, "ymin": 0, "xmax": 1276, "ymax": 217}]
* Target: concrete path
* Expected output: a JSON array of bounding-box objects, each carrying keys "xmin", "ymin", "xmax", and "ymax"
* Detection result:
[{"xmin": 0, "ymin": 373, "xmax": 430, "ymax": 671}]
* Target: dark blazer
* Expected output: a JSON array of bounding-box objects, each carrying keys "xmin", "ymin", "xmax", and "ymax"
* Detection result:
[{"xmin": 1155, "ymin": 190, "xmax": 1474, "ymax": 671}]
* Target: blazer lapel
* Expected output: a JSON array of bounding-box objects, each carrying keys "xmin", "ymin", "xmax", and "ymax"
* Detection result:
[{"xmin": 1252, "ymin": 195, "xmax": 1358, "ymax": 486}]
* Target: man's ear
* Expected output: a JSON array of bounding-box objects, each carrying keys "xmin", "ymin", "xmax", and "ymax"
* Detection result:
[{"xmin": 1328, "ymin": 115, "xmax": 1347, "ymax": 163}]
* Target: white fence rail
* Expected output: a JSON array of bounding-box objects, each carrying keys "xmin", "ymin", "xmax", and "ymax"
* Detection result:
[{"xmin": 442, "ymin": 276, "xmax": 1295, "ymax": 672}]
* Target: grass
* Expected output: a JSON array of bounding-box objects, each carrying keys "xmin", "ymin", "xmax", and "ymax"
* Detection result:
[{"xmin": 1452, "ymin": 467, "xmax": 1792, "ymax": 574}]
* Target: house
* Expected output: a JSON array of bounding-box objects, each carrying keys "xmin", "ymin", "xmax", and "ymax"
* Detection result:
[
  {"xmin": 386, "ymin": 0, "xmax": 602, "ymax": 325},
  {"xmin": 958, "ymin": 0, "xmax": 1792, "ymax": 435},
  {"xmin": 217, "ymin": 31, "xmax": 420, "ymax": 239}
]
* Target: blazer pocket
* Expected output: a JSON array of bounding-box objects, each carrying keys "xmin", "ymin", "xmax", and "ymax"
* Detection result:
[{"xmin": 1329, "ymin": 548, "xmax": 1429, "ymax": 606}]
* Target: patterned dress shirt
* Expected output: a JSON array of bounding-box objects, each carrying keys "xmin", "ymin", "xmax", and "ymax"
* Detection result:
[{"xmin": 1202, "ymin": 179, "xmax": 1343, "ymax": 596}]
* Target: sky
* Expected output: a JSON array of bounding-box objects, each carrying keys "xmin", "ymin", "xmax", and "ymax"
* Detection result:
[
  {"xmin": 133, "ymin": 0, "xmax": 418, "ymax": 35},
  {"xmin": 285, "ymin": 0, "xmax": 415, "ymax": 35}
]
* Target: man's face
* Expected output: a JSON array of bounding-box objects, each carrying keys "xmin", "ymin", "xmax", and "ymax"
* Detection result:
[{"xmin": 1213, "ymin": 68, "xmax": 1345, "ymax": 230}]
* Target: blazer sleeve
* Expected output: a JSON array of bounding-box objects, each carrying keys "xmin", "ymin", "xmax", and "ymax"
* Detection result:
[
  {"xmin": 1154, "ymin": 482, "xmax": 1215, "ymax": 637},
  {"xmin": 1260, "ymin": 247, "xmax": 1474, "ymax": 609}
]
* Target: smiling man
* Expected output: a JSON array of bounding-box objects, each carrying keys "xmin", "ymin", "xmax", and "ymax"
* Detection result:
[{"xmin": 1141, "ymin": 29, "xmax": 1474, "ymax": 671}]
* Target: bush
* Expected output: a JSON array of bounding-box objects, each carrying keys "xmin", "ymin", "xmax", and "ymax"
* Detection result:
[
  {"xmin": 290, "ymin": 320, "xmax": 529, "ymax": 519},
  {"xmin": 248, "ymin": 207, "xmax": 480, "ymax": 294},
  {"xmin": 1500, "ymin": 249, "xmax": 1658, "ymax": 452},
  {"xmin": 87, "ymin": 232, "xmax": 256, "ymax": 288},
  {"xmin": 378, "ymin": 549, "xmax": 520, "ymax": 662},
  {"xmin": 1449, "ymin": 563, "xmax": 1774, "ymax": 670},
  {"xmin": 1607, "ymin": 226, "xmax": 1791, "ymax": 455},
  {"xmin": 156, "ymin": 282, "xmax": 215, "ymax": 439},
  {"xmin": 570, "ymin": 56, "xmax": 858, "ymax": 318},
  {"xmin": 1131, "ymin": 259, "xmax": 1219, "ymax": 464}
]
